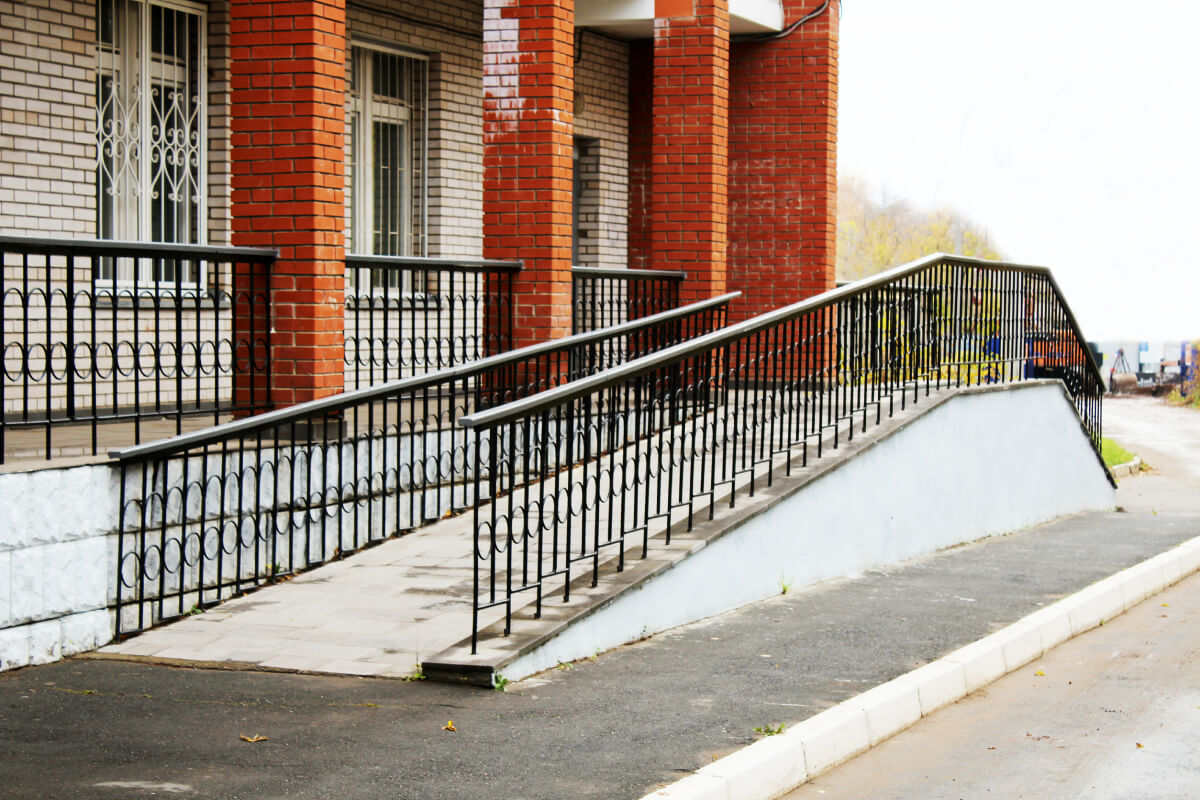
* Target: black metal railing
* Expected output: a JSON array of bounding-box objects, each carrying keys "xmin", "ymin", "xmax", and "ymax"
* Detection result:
[
  {"xmin": 571, "ymin": 266, "xmax": 684, "ymax": 334},
  {"xmin": 460, "ymin": 254, "xmax": 1105, "ymax": 650},
  {"xmin": 111, "ymin": 292, "xmax": 736, "ymax": 636},
  {"xmin": 1, "ymin": 235, "xmax": 275, "ymax": 464},
  {"xmin": 344, "ymin": 254, "xmax": 521, "ymax": 390}
]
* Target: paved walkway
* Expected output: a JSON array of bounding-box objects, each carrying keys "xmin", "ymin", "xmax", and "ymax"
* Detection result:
[
  {"xmin": 1, "ymin": 397, "xmax": 1195, "ymax": 800},
  {"xmin": 97, "ymin": 385, "xmax": 954, "ymax": 678}
]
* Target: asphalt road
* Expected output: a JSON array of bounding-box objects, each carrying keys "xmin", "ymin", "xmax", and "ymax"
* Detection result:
[{"xmin": 783, "ymin": 396, "xmax": 1200, "ymax": 799}]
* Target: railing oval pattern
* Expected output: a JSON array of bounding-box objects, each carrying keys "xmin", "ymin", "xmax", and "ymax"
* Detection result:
[
  {"xmin": 343, "ymin": 254, "xmax": 520, "ymax": 390},
  {"xmin": 571, "ymin": 266, "xmax": 684, "ymax": 334},
  {"xmin": 0, "ymin": 235, "xmax": 276, "ymax": 463},
  {"xmin": 461, "ymin": 255, "xmax": 1105, "ymax": 652},
  {"xmin": 111, "ymin": 293, "xmax": 734, "ymax": 636}
]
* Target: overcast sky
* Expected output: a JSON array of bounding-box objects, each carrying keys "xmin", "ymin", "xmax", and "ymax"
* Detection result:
[{"xmin": 837, "ymin": 0, "xmax": 1200, "ymax": 341}]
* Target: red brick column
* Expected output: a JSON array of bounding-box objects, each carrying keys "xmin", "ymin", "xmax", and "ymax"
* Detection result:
[
  {"xmin": 482, "ymin": 0, "xmax": 575, "ymax": 349},
  {"xmin": 728, "ymin": 0, "xmax": 838, "ymax": 323},
  {"xmin": 651, "ymin": 0, "xmax": 730, "ymax": 305},
  {"xmin": 627, "ymin": 39, "xmax": 654, "ymax": 272},
  {"xmin": 230, "ymin": 0, "xmax": 346, "ymax": 408}
]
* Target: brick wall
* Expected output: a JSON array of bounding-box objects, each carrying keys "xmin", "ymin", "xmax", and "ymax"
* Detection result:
[
  {"xmin": 574, "ymin": 29, "xmax": 628, "ymax": 269},
  {"xmin": 482, "ymin": 0, "xmax": 576, "ymax": 348},
  {"xmin": 0, "ymin": 0, "xmax": 94, "ymax": 236},
  {"xmin": 207, "ymin": 3, "xmax": 232, "ymax": 246},
  {"xmin": 651, "ymin": 0, "xmax": 730, "ymax": 304},
  {"xmin": 230, "ymin": 0, "xmax": 347, "ymax": 405},
  {"xmin": 345, "ymin": 0, "xmax": 484, "ymax": 259},
  {"xmin": 728, "ymin": 0, "xmax": 838, "ymax": 321},
  {"xmin": 626, "ymin": 38, "xmax": 652, "ymax": 271}
]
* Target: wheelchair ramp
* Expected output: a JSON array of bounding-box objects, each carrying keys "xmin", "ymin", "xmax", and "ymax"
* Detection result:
[{"xmin": 94, "ymin": 381, "xmax": 1112, "ymax": 683}]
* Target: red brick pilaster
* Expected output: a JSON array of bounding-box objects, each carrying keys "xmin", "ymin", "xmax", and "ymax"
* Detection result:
[
  {"xmin": 230, "ymin": 1, "xmax": 346, "ymax": 407},
  {"xmin": 482, "ymin": 0, "xmax": 575, "ymax": 349},
  {"xmin": 728, "ymin": 0, "xmax": 838, "ymax": 323},
  {"xmin": 627, "ymin": 39, "xmax": 654, "ymax": 272},
  {"xmin": 651, "ymin": 0, "xmax": 729, "ymax": 304}
]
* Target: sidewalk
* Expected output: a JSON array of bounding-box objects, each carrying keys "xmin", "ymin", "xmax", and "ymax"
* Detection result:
[{"xmin": 2, "ymin": 501, "xmax": 1197, "ymax": 799}]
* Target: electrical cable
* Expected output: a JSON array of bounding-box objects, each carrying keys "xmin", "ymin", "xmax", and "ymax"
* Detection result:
[{"xmin": 731, "ymin": 0, "xmax": 830, "ymax": 42}]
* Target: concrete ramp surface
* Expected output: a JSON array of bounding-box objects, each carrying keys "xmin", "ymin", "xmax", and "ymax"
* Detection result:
[{"xmin": 97, "ymin": 381, "xmax": 1113, "ymax": 684}]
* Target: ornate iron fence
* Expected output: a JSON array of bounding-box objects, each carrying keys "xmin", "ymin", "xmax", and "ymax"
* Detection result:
[
  {"xmin": 571, "ymin": 266, "xmax": 684, "ymax": 334},
  {"xmin": 0, "ymin": 235, "xmax": 275, "ymax": 464},
  {"xmin": 460, "ymin": 254, "xmax": 1106, "ymax": 650},
  {"xmin": 111, "ymin": 292, "xmax": 735, "ymax": 636},
  {"xmin": 344, "ymin": 254, "xmax": 521, "ymax": 390}
]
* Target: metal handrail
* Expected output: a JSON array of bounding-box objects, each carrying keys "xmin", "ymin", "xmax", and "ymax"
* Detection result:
[
  {"xmin": 0, "ymin": 233, "xmax": 276, "ymax": 260},
  {"xmin": 463, "ymin": 253, "xmax": 1106, "ymax": 651},
  {"xmin": 346, "ymin": 253, "xmax": 524, "ymax": 272},
  {"xmin": 112, "ymin": 291, "xmax": 740, "ymax": 461},
  {"xmin": 570, "ymin": 266, "xmax": 686, "ymax": 280},
  {"xmin": 464, "ymin": 253, "xmax": 1102, "ymax": 429}
]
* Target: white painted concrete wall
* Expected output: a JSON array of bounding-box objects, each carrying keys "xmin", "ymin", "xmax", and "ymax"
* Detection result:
[
  {"xmin": 503, "ymin": 383, "xmax": 1116, "ymax": 681},
  {"xmin": 0, "ymin": 463, "xmax": 121, "ymax": 670}
]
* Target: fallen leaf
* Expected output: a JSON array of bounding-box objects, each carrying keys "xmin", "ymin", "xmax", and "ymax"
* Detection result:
[
  {"xmin": 1162, "ymin": 603, "xmax": 1170, "ymax": 607},
  {"xmin": 987, "ymin": 746, "xmax": 997, "ymax": 750},
  {"xmin": 1136, "ymin": 742, "xmax": 1144, "ymax": 749},
  {"xmin": 1034, "ymin": 670, "xmax": 1045, "ymax": 677},
  {"xmin": 443, "ymin": 720, "xmax": 456, "ymax": 732},
  {"xmin": 240, "ymin": 735, "xmax": 269, "ymax": 743}
]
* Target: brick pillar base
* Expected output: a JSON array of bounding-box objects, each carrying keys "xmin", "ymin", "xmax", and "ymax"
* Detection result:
[
  {"xmin": 482, "ymin": 0, "xmax": 575, "ymax": 349},
  {"xmin": 230, "ymin": 0, "xmax": 346, "ymax": 408},
  {"xmin": 728, "ymin": 0, "xmax": 838, "ymax": 323},
  {"xmin": 651, "ymin": 0, "xmax": 730, "ymax": 305}
]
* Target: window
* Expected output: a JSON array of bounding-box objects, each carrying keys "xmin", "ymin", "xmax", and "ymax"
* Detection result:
[
  {"xmin": 347, "ymin": 45, "xmax": 428, "ymax": 292},
  {"xmin": 96, "ymin": 0, "xmax": 204, "ymax": 284}
]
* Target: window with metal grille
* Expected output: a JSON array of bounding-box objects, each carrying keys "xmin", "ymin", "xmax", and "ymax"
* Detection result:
[
  {"xmin": 347, "ymin": 45, "xmax": 428, "ymax": 293},
  {"xmin": 96, "ymin": 0, "xmax": 205, "ymax": 286}
]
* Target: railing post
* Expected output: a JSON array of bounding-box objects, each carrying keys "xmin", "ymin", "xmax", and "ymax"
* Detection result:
[{"xmin": 64, "ymin": 253, "xmax": 76, "ymax": 420}]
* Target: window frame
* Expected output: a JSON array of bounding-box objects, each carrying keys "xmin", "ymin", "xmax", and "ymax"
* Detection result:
[
  {"xmin": 95, "ymin": 0, "xmax": 207, "ymax": 290},
  {"xmin": 346, "ymin": 42, "xmax": 429, "ymax": 297}
]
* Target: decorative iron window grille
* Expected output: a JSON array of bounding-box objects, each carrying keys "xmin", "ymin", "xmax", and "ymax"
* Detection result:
[
  {"xmin": 347, "ymin": 45, "xmax": 429, "ymax": 294},
  {"xmin": 96, "ymin": 0, "xmax": 205, "ymax": 287}
]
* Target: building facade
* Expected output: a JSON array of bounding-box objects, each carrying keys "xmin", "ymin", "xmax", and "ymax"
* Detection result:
[{"xmin": 0, "ymin": 0, "xmax": 838, "ymax": 407}]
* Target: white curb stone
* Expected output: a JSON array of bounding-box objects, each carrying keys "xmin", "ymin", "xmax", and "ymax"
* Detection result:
[
  {"xmin": 994, "ymin": 618, "xmax": 1044, "ymax": 671},
  {"xmin": 787, "ymin": 703, "xmax": 870, "ymax": 778},
  {"xmin": 642, "ymin": 773, "xmax": 729, "ymax": 800},
  {"xmin": 1022, "ymin": 605, "xmax": 1072, "ymax": 652},
  {"xmin": 696, "ymin": 734, "xmax": 807, "ymax": 799},
  {"xmin": 636, "ymin": 534, "xmax": 1200, "ymax": 800},
  {"xmin": 896, "ymin": 660, "xmax": 967, "ymax": 716},
  {"xmin": 848, "ymin": 680, "xmax": 922, "ymax": 747},
  {"xmin": 941, "ymin": 637, "xmax": 1007, "ymax": 692}
]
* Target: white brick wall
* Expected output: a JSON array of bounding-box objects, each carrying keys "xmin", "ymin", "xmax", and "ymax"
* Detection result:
[
  {"xmin": 0, "ymin": 0, "xmax": 96, "ymax": 236},
  {"xmin": 2, "ymin": 1, "xmax": 634, "ymax": 262},
  {"xmin": 347, "ymin": 0, "xmax": 485, "ymax": 259},
  {"xmin": 574, "ymin": 30, "xmax": 630, "ymax": 269},
  {"xmin": 0, "ymin": 460, "xmax": 119, "ymax": 670}
]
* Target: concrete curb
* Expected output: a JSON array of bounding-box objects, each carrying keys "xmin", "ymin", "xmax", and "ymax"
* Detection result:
[
  {"xmin": 1110, "ymin": 457, "xmax": 1142, "ymax": 479},
  {"xmin": 638, "ymin": 533, "xmax": 1200, "ymax": 800}
]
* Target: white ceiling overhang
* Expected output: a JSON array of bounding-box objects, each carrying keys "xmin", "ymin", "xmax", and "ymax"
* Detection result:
[{"xmin": 575, "ymin": 0, "xmax": 785, "ymax": 38}]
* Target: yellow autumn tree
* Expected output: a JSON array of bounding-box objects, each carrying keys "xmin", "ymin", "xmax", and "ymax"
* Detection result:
[{"xmin": 837, "ymin": 176, "xmax": 1003, "ymax": 282}]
